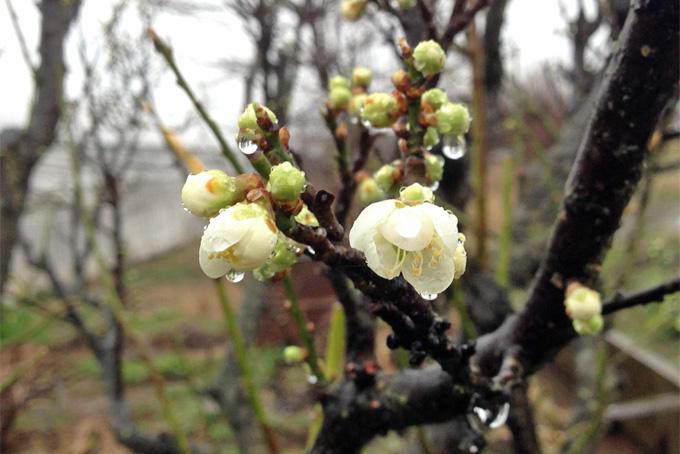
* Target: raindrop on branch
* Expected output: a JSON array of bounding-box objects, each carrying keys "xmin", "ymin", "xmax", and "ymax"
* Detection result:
[
  {"xmin": 225, "ymin": 269, "xmax": 245, "ymax": 283},
  {"xmin": 442, "ymin": 135, "xmax": 466, "ymax": 160},
  {"xmin": 237, "ymin": 137, "xmax": 259, "ymax": 155}
]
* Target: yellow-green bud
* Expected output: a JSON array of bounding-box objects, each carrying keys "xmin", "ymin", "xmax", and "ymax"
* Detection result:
[
  {"xmin": 294, "ymin": 204, "xmax": 319, "ymax": 227},
  {"xmin": 328, "ymin": 86, "xmax": 352, "ymax": 109},
  {"xmin": 399, "ymin": 182, "xmax": 434, "ymax": 203},
  {"xmin": 238, "ymin": 103, "xmax": 278, "ymax": 140},
  {"xmin": 181, "ymin": 170, "xmax": 242, "ymax": 217},
  {"xmin": 424, "ymin": 126, "xmax": 440, "ymax": 149},
  {"xmin": 436, "ymin": 102, "xmax": 471, "ymax": 136},
  {"xmin": 352, "ymin": 67, "xmax": 372, "ymax": 88},
  {"xmin": 349, "ymin": 94, "xmax": 368, "ymax": 117},
  {"xmin": 398, "ymin": 0, "xmax": 416, "ymax": 8},
  {"xmin": 565, "ymin": 283, "xmax": 602, "ymax": 321},
  {"xmin": 421, "ymin": 88, "xmax": 448, "ymax": 110},
  {"xmin": 374, "ymin": 164, "xmax": 396, "ymax": 192},
  {"xmin": 270, "ymin": 238, "xmax": 299, "ymax": 269},
  {"xmin": 573, "ymin": 315, "xmax": 604, "ymax": 336},
  {"xmin": 425, "ymin": 153, "xmax": 444, "ymax": 182},
  {"xmin": 283, "ymin": 346, "xmax": 305, "ymax": 364},
  {"xmin": 329, "ymin": 75, "xmax": 350, "ymax": 91},
  {"xmin": 412, "ymin": 40, "xmax": 446, "ymax": 77},
  {"xmin": 267, "ymin": 162, "xmax": 306, "ymax": 202},
  {"xmin": 361, "ymin": 92, "xmax": 400, "ymax": 128},
  {"xmin": 359, "ymin": 178, "xmax": 385, "ymax": 203},
  {"xmin": 341, "ymin": 0, "xmax": 367, "ymax": 21}
]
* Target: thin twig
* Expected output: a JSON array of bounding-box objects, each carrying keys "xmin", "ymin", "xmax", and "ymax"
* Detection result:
[
  {"xmin": 4, "ymin": 0, "xmax": 36, "ymax": 75},
  {"xmin": 602, "ymin": 277, "xmax": 680, "ymax": 315}
]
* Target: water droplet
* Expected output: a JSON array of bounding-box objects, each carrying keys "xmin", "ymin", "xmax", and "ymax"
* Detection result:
[
  {"xmin": 306, "ymin": 246, "xmax": 316, "ymax": 256},
  {"xmin": 225, "ymin": 269, "xmax": 245, "ymax": 283},
  {"xmin": 429, "ymin": 181, "xmax": 440, "ymax": 191},
  {"xmin": 420, "ymin": 292, "xmax": 438, "ymax": 301},
  {"xmin": 237, "ymin": 137, "xmax": 259, "ymax": 155},
  {"xmin": 442, "ymin": 135, "xmax": 466, "ymax": 160},
  {"xmin": 488, "ymin": 402, "xmax": 510, "ymax": 429},
  {"xmin": 350, "ymin": 116, "xmax": 359, "ymax": 125},
  {"xmin": 307, "ymin": 374, "xmax": 318, "ymax": 384},
  {"xmin": 287, "ymin": 243, "xmax": 302, "ymax": 254}
]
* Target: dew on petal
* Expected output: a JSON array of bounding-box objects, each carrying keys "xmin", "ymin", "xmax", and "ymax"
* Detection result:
[
  {"xmin": 420, "ymin": 292, "xmax": 438, "ymax": 301},
  {"xmin": 237, "ymin": 137, "xmax": 259, "ymax": 155},
  {"xmin": 225, "ymin": 269, "xmax": 245, "ymax": 283},
  {"xmin": 442, "ymin": 135, "xmax": 466, "ymax": 160}
]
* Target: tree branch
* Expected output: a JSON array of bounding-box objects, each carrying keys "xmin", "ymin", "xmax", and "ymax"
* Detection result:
[{"xmin": 602, "ymin": 277, "xmax": 680, "ymax": 315}]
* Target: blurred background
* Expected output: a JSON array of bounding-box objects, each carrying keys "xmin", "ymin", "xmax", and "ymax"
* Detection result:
[{"xmin": 1, "ymin": 0, "xmax": 678, "ymax": 453}]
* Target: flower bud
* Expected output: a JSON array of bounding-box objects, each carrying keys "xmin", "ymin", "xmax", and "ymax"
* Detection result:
[
  {"xmin": 412, "ymin": 40, "xmax": 446, "ymax": 77},
  {"xmin": 352, "ymin": 67, "xmax": 372, "ymax": 88},
  {"xmin": 374, "ymin": 164, "xmax": 396, "ymax": 192},
  {"xmin": 564, "ymin": 283, "xmax": 602, "ymax": 321},
  {"xmin": 328, "ymin": 86, "xmax": 352, "ymax": 110},
  {"xmin": 359, "ymin": 178, "xmax": 385, "ymax": 203},
  {"xmin": 361, "ymin": 92, "xmax": 400, "ymax": 128},
  {"xmin": 421, "ymin": 88, "xmax": 448, "ymax": 110},
  {"xmin": 453, "ymin": 233, "xmax": 467, "ymax": 279},
  {"xmin": 399, "ymin": 182, "xmax": 434, "ymax": 204},
  {"xmin": 573, "ymin": 315, "xmax": 604, "ymax": 336},
  {"xmin": 424, "ymin": 126, "xmax": 440, "ymax": 149},
  {"xmin": 238, "ymin": 103, "xmax": 278, "ymax": 140},
  {"xmin": 436, "ymin": 102, "xmax": 471, "ymax": 136},
  {"xmin": 425, "ymin": 153, "xmax": 444, "ymax": 182},
  {"xmin": 398, "ymin": 0, "xmax": 416, "ymax": 8},
  {"xmin": 349, "ymin": 94, "xmax": 367, "ymax": 117},
  {"xmin": 341, "ymin": 0, "xmax": 367, "ymax": 21},
  {"xmin": 181, "ymin": 170, "xmax": 242, "ymax": 218},
  {"xmin": 271, "ymin": 238, "xmax": 300, "ymax": 269},
  {"xmin": 328, "ymin": 75, "xmax": 350, "ymax": 91},
  {"xmin": 391, "ymin": 69, "xmax": 411, "ymax": 92},
  {"xmin": 295, "ymin": 204, "xmax": 319, "ymax": 227},
  {"xmin": 267, "ymin": 162, "xmax": 306, "ymax": 202},
  {"xmin": 283, "ymin": 346, "xmax": 305, "ymax": 364}
]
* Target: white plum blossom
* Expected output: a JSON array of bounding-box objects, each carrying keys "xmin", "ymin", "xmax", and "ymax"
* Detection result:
[
  {"xmin": 181, "ymin": 170, "xmax": 232, "ymax": 218},
  {"xmin": 349, "ymin": 184, "xmax": 466, "ymax": 295},
  {"xmin": 199, "ymin": 202, "xmax": 278, "ymax": 278}
]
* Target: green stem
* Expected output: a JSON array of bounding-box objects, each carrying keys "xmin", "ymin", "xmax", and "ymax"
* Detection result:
[
  {"xmin": 281, "ymin": 275, "xmax": 326, "ymax": 383},
  {"xmin": 149, "ymin": 29, "xmax": 244, "ymax": 174},
  {"xmin": 213, "ymin": 279, "xmax": 279, "ymax": 454}
]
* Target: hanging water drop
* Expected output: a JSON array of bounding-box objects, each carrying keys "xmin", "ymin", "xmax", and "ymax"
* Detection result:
[
  {"xmin": 225, "ymin": 269, "xmax": 245, "ymax": 283},
  {"xmin": 420, "ymin": 292, "xmax": 438, "ymax": 301},
  {"xmin": 307, "ymin": 374, "xmax": 319, "ymax": 385},
  {"xmin": 488, "ymin": 402, "xmax": 510, "ymax": 429},
  {"xmin": 442, "ymin": 135, "xmax": 466, "ymax": 160},
  {"xmin": 429, "ymin": 181, "xmax": 440, "ymax": 191},
  {"xmin": 237, "ymin": 137, "xmax": 259, "ymax": 155}
]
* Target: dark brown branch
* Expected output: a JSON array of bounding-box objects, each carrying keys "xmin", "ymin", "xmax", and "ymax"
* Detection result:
[
  {"xmin": 602, "ymin": 277, "xmax": 680, "ymax": 315},
  {"xmin": 440, "ymin": 0, "xmax": 489, "ymax": 51},
  {"xmin": 475, "ymin": 0, "xmax": 679, "ymax": 378}
]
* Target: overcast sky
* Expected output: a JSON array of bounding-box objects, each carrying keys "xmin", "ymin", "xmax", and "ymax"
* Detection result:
[{"xmin": 0, "ymin": 1, "xmax": 602, "ymax": 136}]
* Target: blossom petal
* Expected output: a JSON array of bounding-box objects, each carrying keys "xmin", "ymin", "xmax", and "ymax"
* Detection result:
[
  {"xmin": 420, "ymin": 203, "xmax": 458, "ymax": 253},
  {"xmin": 230, "ymin": 218, "xmax": 278, "ymax": 271},
  {"xmin": 349, "ymin": 199, "xmax": 397, "ymax": 252},
  {"xmin": 401, "ymin": 247, "xmax": 455, "ymax": 295},
  {"xmin": 199, "ymin": 243, "xmax": 231, "ymax": 278},
  {"xmin": 202, "ymin": 209, "xmax": 254, "ymax": 253},
  {"xmin": 379, "ymin": 205, "xmax": 434, "ymax": 251},
  {"xmin": 364, "ymin": 232, "xmax": 401, "ymax": 279}
]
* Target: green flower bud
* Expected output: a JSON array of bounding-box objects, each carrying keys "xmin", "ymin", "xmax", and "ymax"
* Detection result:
[
  {"xmin": 361, "ymin": 92, "xmax": 400, "ymax": 128},
  {"xmin": 267, "ymin": 162, "xmax": 306, "ymax": 202},
  {"xmin": 399, "ymin": 182, "xmax": 434, "ymax": 203},
  {"xmin": 271, "ymin": 238, "xmax": 300, "ymax": 269},
  {"xmin": 181, "ymin": 170, "xmax": 243, "ymax": 217},
  {"xmin": 436, "ymin": 102, "xmax": 471, "ymax": 136},
  {"xmin": 398, "ymin": 0, "xmax": 416, "ymax": 9},
  {"xmin": 421, "ymin": 88, "xmax": 448, "ymax": 110},
  {"xmin": 359, "ymin": 178, "xmax": 385, "ymax": 203},
  {"xmin": 328, "ymin": 86, "xmax": 352, "ymax": 110},
  {"xmin": 352, "ymin": 67, "xmax": 372, "ymax": 88},
  {"xmin": 238, "ymin": 103, "xmax": 278, "ymax": 140},
  {"xmin": 294, "ymin": 204, "xmax": 319, "ymax": 227},
  {"xmin": 425, "ymin": 153, "xmax": 445, "ymax": 182},
  {"xmin": 424, "ymin": 126, "xmax": 440, "ymax": 149},
  {"xmin": 565, "ymin": 283, "xmax": 602, "ymax": 321},
  {"xmin": 328, "ymin": 75, "xmax": 350, "ymax": 91},
  {"xmin": 349, "ymin": 94, "xmax": 368, "ymax": 117},
  {"xmin": 283, "ymin": 346, "xmax": 305, "ymax": 364},
  {"xmin": 341, "ymin": 0, "xmax": 367, "ymax": 21},
  {"xmin": 374, "ymin": 164, "xmax": 396, "ymax": 192},
  {"xmin": 412, "ymin": 40, "xmax": 446, "ymax": 77},
  {"xmin": 573, "ymin": 315, "xmax": 604, "ymax": 336}
]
